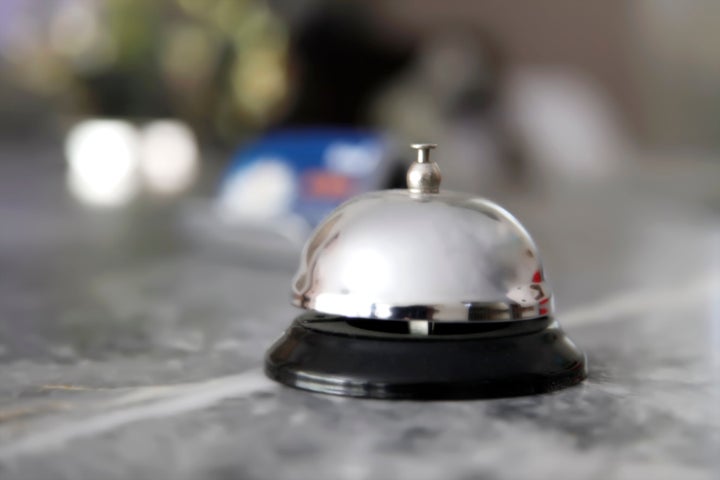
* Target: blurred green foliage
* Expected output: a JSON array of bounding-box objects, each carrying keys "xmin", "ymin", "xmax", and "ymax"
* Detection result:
[{"xmin": 2, "ymin": 0, "xmax": 289, "ymax": 143}]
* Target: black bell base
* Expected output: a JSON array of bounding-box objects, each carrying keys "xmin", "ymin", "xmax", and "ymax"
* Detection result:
[{"xmin": 265, "ymin": 313, "xmax": 587, "ymax": 400}]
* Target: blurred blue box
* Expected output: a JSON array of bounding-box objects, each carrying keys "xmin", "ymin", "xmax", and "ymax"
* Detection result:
[{"xmin": 218, "ymin": 128, "xmax": 396, "ymax": 230}]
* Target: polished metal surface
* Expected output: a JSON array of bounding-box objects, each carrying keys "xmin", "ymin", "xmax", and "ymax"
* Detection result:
[
  {"xmin": 407, "ymin": 143, "xmax": 441, "ymax": 194},
  {"xmin": 292, "ymin": 185, "xmax": 553, "ymax": 322}
]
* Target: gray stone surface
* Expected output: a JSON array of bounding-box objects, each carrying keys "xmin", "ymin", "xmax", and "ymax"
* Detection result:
[{"xmin": 0, "ymin": 145, "xmax": 718, "ymax": 479}]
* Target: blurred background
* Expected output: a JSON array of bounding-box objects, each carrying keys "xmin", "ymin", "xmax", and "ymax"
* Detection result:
[
  {"xmin": 0, "ymin": 0, "xmax": 720, "ymax": 288},
  {"xmin": 0, "ymin": 2, "xmax": 719, "ymax": 477},
  {"xmin": 0, "ymin": 0, "xmax": 718, "ymax": 299},
  {"xmin": 1, "ymin": 0, "xmax": 718, "ymax": 308},
  {"xmin": 2, "ymin": 0, "xmax": 719, "ymax": 213}
]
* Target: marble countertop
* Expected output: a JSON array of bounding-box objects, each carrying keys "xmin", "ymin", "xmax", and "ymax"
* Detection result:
[{"xmin": 0, "ymin": 146, "xmax": 718, "ymax": 479}]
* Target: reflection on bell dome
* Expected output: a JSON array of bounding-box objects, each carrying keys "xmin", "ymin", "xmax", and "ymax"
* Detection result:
[{"xmin": 292, "ymin": 190, "xmax": 552, "ymax": 322}]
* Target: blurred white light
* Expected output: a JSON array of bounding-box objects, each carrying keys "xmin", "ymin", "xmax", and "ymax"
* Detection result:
[
  {"xmin": 340, "ymin": 248, "xmax": 390, "ymax": 293},
  {"xmin": 217, "ymin": 159, "xmax": 295, "ymax": 220},
  {"xmin": 65, "ymin": 119, "xmax": 140, "ymax": 207},
  {"xmin": 508, "ymin": 71, "xmax": 626, "ymax": 182},
  {"xmin": 139, "ymin": 120, "xmax": 199, "ymax": 195}
]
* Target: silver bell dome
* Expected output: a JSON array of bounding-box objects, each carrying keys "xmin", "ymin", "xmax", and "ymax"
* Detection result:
[{"xmin": 291, "ymin": 144, "xmax": 553, "ymax": 322}]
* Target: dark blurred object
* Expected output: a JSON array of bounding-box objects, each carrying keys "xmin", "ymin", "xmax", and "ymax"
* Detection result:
[
  {"xmin": 373, "ymin": 27, "xmax": 526, "ymax": 193},
  {"xmin": 278, "ymin": 4, "xmax": 415, "ymax": 127}
]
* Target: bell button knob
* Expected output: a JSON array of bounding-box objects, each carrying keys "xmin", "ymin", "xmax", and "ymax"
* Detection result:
[{"xmin": 407, "ymin": 143, "xmax": 441, "ymax": 194}]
